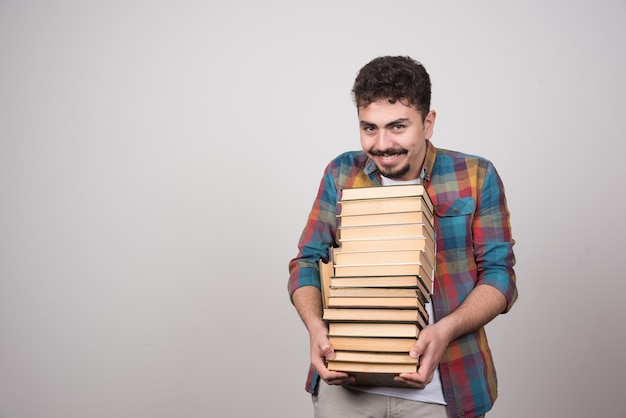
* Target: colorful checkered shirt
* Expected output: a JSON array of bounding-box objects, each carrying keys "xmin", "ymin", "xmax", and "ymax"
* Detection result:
[{"xmin": 288, "ymin": 140, "xmax": 518, "ymax": 418}]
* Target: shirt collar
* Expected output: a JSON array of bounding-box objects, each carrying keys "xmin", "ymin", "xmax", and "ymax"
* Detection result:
[{"xmin": 422, "ymin": 140, "xmax": 436, "ymax": 183}]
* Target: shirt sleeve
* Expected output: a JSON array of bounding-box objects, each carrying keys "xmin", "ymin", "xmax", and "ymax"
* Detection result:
[
  {"xmin": 287, "ymin": 162, "xmax": 339, "ymax": 301},
  {"xmin": 473, "ymin": 161, "xmax": 518, "ymax": 312}
]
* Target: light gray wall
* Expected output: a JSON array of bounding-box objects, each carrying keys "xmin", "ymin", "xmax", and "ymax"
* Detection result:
[{"xmin": 1, "ymin": 1, "xmax": 624, "ymax": 417}]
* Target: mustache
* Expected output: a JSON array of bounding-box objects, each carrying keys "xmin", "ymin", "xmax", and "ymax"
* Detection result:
[{"xmin": 369, "ymin": 148, "xmax": 408, "ymax": 157}]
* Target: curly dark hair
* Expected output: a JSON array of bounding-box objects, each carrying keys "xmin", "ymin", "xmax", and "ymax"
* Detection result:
[{"xmin": 352, "ymin": 56, "xmax": 431, "ymax": 119}]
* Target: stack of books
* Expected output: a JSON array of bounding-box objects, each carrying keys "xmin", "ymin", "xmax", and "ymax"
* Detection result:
[{"xmin": 319, "ymin": 184, "xmax": 436, "ymax": 386}]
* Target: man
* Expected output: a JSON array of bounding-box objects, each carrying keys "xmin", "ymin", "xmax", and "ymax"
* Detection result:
[{"xmin": 288, "ymin": 56, "xmax": 517, "ymax": 418}]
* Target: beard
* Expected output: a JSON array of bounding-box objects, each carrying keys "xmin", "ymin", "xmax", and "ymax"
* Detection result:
[
  {"xmin": 369, "ymin": 148, "xmax": 411, "ymax": 180},
  {"xmin": 377, "ymin": 162, "xmax": 411, "ymax": 179}
]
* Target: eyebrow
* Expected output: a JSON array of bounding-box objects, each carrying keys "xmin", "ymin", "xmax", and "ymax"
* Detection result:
[{"xmin": 360, "ymin": 118, "xmax": 410, "ymax": 129}]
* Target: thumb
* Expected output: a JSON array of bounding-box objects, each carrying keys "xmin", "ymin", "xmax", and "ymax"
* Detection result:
[
  {"xmin": 321, "ymin": 341, "xmax": 336, "ymax": 360},
  {"xmin": 409, "ymin": 337, "xmax": 426, "ymax": 359}
]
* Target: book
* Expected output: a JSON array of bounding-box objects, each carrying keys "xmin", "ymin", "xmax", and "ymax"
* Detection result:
[
  {"xmin": 328, "ymin": 297, "xmax": 428, "ymax": 324},
  {"xmin": 328, "ymin": 336, "xmax": 416, "ymax": 352},
  {"xmin": 331, "ymin": 350, "xmax": 418, "ymax": 364},
  {"xmin": 323, "ymin": 308, "xmax": 427, "ymax": 328},
  {"xmin": 328, "ymin": 275, "xmax": 431, "ymax": 302},
  {"xmin": 327, "ymin": 360, "xmax": 418, "ymax": 374},
  {"xmin": 328, "ymin": 322, "xmax": 420, "ymax": 338},
  {"xmin": 338, "ymin": 238, "xmax": 436, "ymax": 264},
  {"xmin": 319, "ymin": 259, "xmax": 334, "ymax": 308},
  {"xmin": 340, "ymin": 184, "xmax": 433, "ymax": 213},
  {"xmin": 339, "ymin": 196, "xmax": 433, "ymax": 220},
  {"xmin": 341, "ymin": 183, "xmax": 428, "ymax": 200},
  {"xmin": 329, "ymin": 297, "xmax": 428, "ymax": 324},
  {"xmin": 338, "ymin": 222, "xmax": 435, "ymax": 242},
  {"xmin": 328, "ymin": 287, "xmax": 421, "ymax": 298},
  {"xmin": 329, "ymin": 286, "xmax": 429, "ymax": 308},
  {"xmin": 332, "ymin": 264, "xmax": 433, "ymax": 294},
  {"xmin": 338, "ymin": 210, "xmax": 432, "ymax": 228},
  {"xmin": 327, "ymin": 296, "xmax": 423, "ymax": 310},
  {"xmin": 333, "ymin": 249, "xmax": 434, "ymax": 273},
  {"xmin": 329, "ymin": 278, "xmax": 430, "ymax": 306}
]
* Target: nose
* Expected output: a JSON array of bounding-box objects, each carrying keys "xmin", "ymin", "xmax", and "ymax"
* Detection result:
[{"xmin": 376, "ymin": 129, "xmax": 394, "ymax": 151}]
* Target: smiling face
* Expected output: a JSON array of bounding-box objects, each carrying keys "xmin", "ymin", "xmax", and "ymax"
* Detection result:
[{"xmin": 359, "ymin": 100, "xmax": 436, "ymax": 181}]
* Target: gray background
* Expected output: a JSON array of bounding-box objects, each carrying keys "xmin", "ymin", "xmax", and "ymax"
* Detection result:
[{"xmin": 1, "ymin": 1, "xmax": 625, "ymax": 417}]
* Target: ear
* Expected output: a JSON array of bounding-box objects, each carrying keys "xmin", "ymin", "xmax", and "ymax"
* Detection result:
[{"xmin": 424, "ymin": 110, "xmax": 436, "ymax": 139}]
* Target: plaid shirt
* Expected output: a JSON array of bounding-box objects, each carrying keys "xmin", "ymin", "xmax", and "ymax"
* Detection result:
[{"xmin": 288, "ymin": 140, "xmax": 517, "ymax": 418}]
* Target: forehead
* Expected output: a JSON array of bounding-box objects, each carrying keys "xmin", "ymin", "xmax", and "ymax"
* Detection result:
[{"xmin": 358, "ymin": 100, "xmax": 421, "ymax": 123}]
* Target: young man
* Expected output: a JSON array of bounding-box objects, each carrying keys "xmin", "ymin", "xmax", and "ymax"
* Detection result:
[{"xmin": 288, "ymin": 56, "xmax": 517, "ymax": 418}]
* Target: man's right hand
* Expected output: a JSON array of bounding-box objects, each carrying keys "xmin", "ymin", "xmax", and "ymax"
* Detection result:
[{"xmin": 310, "ymin": 329, "xmax": 355, "ymax": 385}]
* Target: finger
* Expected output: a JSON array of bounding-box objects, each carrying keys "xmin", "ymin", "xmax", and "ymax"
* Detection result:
[
  {"xmin": 396, "ymin": 372, "xmax": 430, "ymax": 386},
  {"xmin": 320, "ymin": 369, "xmax": 354, "ymax": 385},
  {"xmin": 324, "ymin": 372, "xmax": 355, "ymax": 386},
  {"xmin": 325, "ymin": 377, "xmax": 356, "ymax": 386},
  {"xmin": 394, "ymin": 376, "xmax": 427, "ymax": 389},
  {"xmin": 320, "ymin": 342, "xmax": 336, "ymax": 360},
  {"xmin": 415, "ymin": 361, "xmax": 435, "ymax": 383},
  {"xmin": 409, "ymin": 339, "xmax": 426, "ymax": 359}
]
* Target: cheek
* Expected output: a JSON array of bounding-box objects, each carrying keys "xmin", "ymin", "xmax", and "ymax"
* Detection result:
[
  {"xmin": 401, "ymin": 134, "xmax": 425, "ymax": 152},
  {"xmin": 359, "ymin": 135, "xmax": 372, "ymax": 150}
]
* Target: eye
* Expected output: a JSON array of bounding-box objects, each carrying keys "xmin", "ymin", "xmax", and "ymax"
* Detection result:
[
  {"xmin": 392, "ymin": 124, "xmax": 405, "ymax": 130},
  {"xmin": 362, "ymin": 125, "xmax": 376, "ymax": 133}
]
